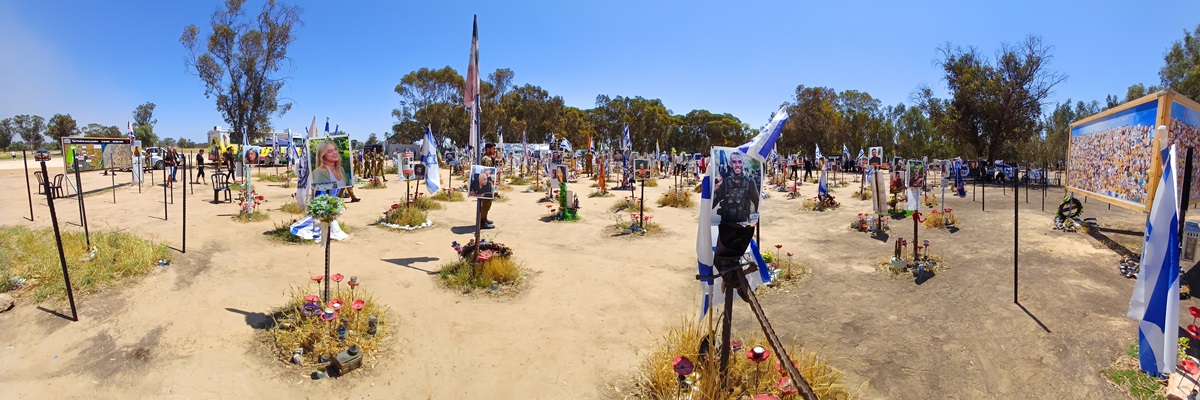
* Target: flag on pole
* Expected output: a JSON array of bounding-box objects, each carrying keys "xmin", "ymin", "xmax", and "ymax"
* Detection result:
[
  {"xmin": 815, "ymin": 144, "xmax": 823, "ymax": 160},
  {"xmin": 588, "ymin": 136, "xmax": 594, "ymax": 152},
  {"xmin": 737, "ymin": 105, "xmax": 788, "ymax": 162},
  {"xmin": 818, "ymin": 170, "xmax": 829, "ymax": 196},
  {"xmin": 422, "ymin": 126, "xmax": 442, "ymax": 194},
  {"xmin": 843, "ymin": 144, "xmax": 850, "ymax": 158},
  {"xmin": 497, "ymin": 126, "xmax": 503, "ymax": 147},
  {"xmin": 560, "ymin": 138, "xmax": 571, "ymax": 151},
  {"xmin": 1127, "ymin": 137, "xmax": 1181, "ymax": 377},
  {"xmin": 466, "ymin": 15, "xmax": 481, "ymax": 159},
  {"xmin": 858, "ymin": 148, "xmax": 865, "ymax": 160},
  {"xmin": 127, "ymin": 120, "xmax": 135, "ymax": 140},
  {"xmin": 655, "ymin": 140, "xmax": 660, "ymax": 160},
  {"xmin": 622, "ymin": 125, "xmax": 631, "ymax": 152}
]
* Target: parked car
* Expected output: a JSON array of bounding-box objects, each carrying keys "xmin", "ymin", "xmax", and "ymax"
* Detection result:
[{"xmin": 144, "ymin": 147, "xmax": 167, "ymax": 170}]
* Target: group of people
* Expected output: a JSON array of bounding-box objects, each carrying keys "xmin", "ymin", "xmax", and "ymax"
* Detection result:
[{"xmin": 354, "ymin": 147, "xmax": 391, "ymax": 182}]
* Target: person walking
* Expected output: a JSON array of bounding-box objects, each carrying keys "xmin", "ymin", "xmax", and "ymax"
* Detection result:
[
  {"xmin": 803, "ymin": 156, "xmax": 814, "ymax": 181},
  {"xmin": 166, "ymin": 147, "xmax": 179, "ymax": 186},
  {"xmin": 479, "ymin": 143, "xmax": 498, "ymax": 229},
  {"xmin": 195, "ymin": 149, "xmax": 207, "ymax": 185}
]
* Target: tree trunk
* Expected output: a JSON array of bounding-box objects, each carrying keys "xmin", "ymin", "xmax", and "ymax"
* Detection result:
[{"xmin": 323, "ymin": 220, "xmax": 332, "ymax": 302}]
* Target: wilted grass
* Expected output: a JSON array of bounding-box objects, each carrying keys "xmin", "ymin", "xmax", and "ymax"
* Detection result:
[
  {"xmin": 643, "ymin": 179, "xmax": 659, "ymax": 187},
  {"xmin": 254, "ymin": 173, "xmax": 284, "ymax": 182},
  {"xmin": 264, "ymin": 221, "xmax": 315, "ymax": 245},
  {"xmin": 280, "ymin": 201, "xmax": 304, "ymax": 214},
  {"xmin": 851, "ymin": 190, "xmax": 873, "ymax": 200},
  {"xmin": 529, "ymin": 183, "xmax": 547, "ymax": 192},
  {"xmin": 432, "ymin": 190, "xmax": 465, "ymax": 202},
  {"xmin": 923, "ymin": 195, "xmax": 939, "ymax": 208},
  {"xmin": 437, "ymin": 256, "xmax": 523, "ymax": 294},
  {"xmin": 264, "ymin": 285, "xmax": 390, "ymax": 366},
  {"xmin": 657, "ymin": 189, "xmax": 694, "ymax": 208},
  {"xmin": 611, "ymin": 198, "xmax": 646, "ymax": 213},
  {"xmin": 232, "ymin": 210, "xmax": 271, "ymax": 223},
  {"xmin": 0, "ymin": 226, "xmax": 171, "ymax": 302},
  {"xmin": 410, "ymin": 195, "xmax": 443, "ymax": 211},
  {"xmin": 923, "ymin": 212, "xmax": 958, "ymax": 229},
  {"xmin": 508, "ymin": 176, "xmax": 529, "ymax": 186},
  {"xmin": 634, "ymin": 319, "xmax": 856, "ymax": 399},
  {"xmin": 589, "ymin": 190, "xmax": 614, "ymax": 198},
  {"xmin": 608, "ymin": 215, "xmax": 664, "ymax": 236},
  {"xmin": 382, "ymin": 206, "xmax": 428, "ymax": 227}
]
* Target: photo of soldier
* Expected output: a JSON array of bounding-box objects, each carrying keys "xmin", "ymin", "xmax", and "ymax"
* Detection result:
[{"xmin": 711, "ymin": 147, "xmax": 762, "ymax": 225}]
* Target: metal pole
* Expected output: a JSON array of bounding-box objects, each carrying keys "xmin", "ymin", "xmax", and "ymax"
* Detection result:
[
  {"xmin": 183, "ymin": 156, "xmax": 187, "ymax": 254},
  {"xmin": 111, "ymin": 167, "xmax": 116, "ymax": 203},
  {"xmin": 42, "ymin": 161, "xmax": 78, "ymax": 322},
  {"xmin": 163, "ymin": 167, "xmax": 168, "ymax": 220},
  {"xmin": 639, "ymin": 175, "xmax": 646, "ymax": 230},
  {"xmin": 73, "ymin": 159, "xmax": 90, "ymax": 249},
  {"xmin": 1014, "ymin": 174, "xmax": 1019, "ymax": 304},
  {"xmin": 24, "ymin": 150, "xmax": 34, "ymax": 221},
  {"xmin": 982, "ymin": 177, "xmax": 986, "ymax": 212},
  {"xmin": 1180, "ymin": 148, "xmax": 1195, "ymax": 252}
]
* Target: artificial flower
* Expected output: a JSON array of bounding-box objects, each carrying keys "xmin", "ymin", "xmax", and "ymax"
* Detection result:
[
  {"xmin": 776, "ymin": 377, "xmax": 797, "ymax": 395},
  {"xmin": 311, "ymin": 275, "xmax": 324, "ymax": 283},
  {"xmin": 330, "ymin": 299, "xmax": 344, "ymax": 311},
  {"xmin": 304, "ymin": 295, "xmax": 320, "ymax": 303},
  {"xmin": 320, "ymin": 308, "xmax": 337, "ymax": 321},
  {"xmin": 351, "ymin": 299, "xmax": 365, "ymax": 311},
  {"xmin": 332, "ymin": 274, "xmax": 344, "ymax": 283}
]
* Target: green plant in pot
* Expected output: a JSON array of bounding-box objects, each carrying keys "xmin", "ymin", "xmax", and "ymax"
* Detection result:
[{"xmin": 307, "ymin": 194, "xmax": 345, "ymax": 301}]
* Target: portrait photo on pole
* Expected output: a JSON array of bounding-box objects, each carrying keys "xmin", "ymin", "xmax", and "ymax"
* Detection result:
[
  {"xmin": 634, "ymin": 158, "xmax": 651, "ymax": 180},
  {"xmin": 469, "ymin": 165, "xmax": 497, "ymax": 199},
  {"xmin": 907, "ymin": 159, "xmax": 925, "ymax": 188},
  {"xmin": 711, "ymin": 147, "xmax": 762, "ymax": 225},
  {"xmin": 243, "ymin": 146, "xmax": 262, "ymax": 166},
  {"xmin": 208, "ymin": 130, "xmax": 228, "ymax": 162},
  {"xmin": 309, "ymin": 135, "xmax": 353, "ymax": 190},
  {"xmin": 868, "ymin": 146, "xmax": 883, "ymax": 167}
]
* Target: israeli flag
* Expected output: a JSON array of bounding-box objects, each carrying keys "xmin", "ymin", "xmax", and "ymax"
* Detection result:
[
  {"xmin": 858, "ymin": 148, "xmax": 865, "ymax": 160},
  {"xmin": 842, "ymin": 144, "xmax": 849, "ymax": 158},
  {"xmin": 622, "ymin": 125, "xmax": 632, "ymax": 152},
  {"xmin": 1127, "ymin": 138, "xmax": 1181, "ymax": 377},
  {"xmin": 815, "ymin": 144, "xmax": 823, "ymax": 160},
  {"xmin": 422, "ymin": 126, "xmax": 442, "ymax": 193},
  {"xmin": 737, "ymin": 106, "xmax": 788, "ymax": 162},
  {"xmin": 818, "ymin": 169, "xmax": 829, "ymax": 196},
  {"xmin": 560, "ymin": 138, "xmax": 571, "ymax": 151}
]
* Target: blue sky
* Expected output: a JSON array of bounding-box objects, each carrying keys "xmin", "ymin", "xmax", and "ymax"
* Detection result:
[{"xmin": 3, "ymin": 0, "xmax": 1199, "ymax": 143}]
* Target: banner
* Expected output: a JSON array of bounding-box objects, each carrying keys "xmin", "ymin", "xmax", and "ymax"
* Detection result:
[
  {"xmin": 63, "ymin": 137, "xmax": 131, "ymax": 172},
  {"xmin": 1068, "ymin": 100, "xmax": 1158, "ymax": 207},
  {"xmin": 309, "ymin": 135, "xmax": 353, "ymax": 190}
]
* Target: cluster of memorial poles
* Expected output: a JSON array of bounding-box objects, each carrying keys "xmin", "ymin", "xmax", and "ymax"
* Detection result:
[{"xmin": 27, "ymin": 148, "xmax": 189, "ymax": 322}]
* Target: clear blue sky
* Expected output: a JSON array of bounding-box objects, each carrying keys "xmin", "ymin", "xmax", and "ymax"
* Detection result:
[{"xmin": 3, "ymin": 0, "xmax": 1199, "ymax": 143}]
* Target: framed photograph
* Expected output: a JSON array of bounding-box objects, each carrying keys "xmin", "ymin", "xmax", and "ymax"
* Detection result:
[
  {"xmin": 868, "ymin": 146, "xmax": 883, "ymax": 167},
  {"xmin": 907, "ymin": 159, "xmax": 925, "ymax": 188},
  {"xmin": 309, "ymin": 135, "xmax": 353, "ymax": 190},
  {"xmin": 243, "ymin": 146, "xmax": 262, "ymax": 165},
  {"xmin": 634, "ymin": 158, "xmax": 651, "ymax": 180},
  {"xmin": 710, "ymin": 147, "xmax": 762, "ymax": 225},
  {"xmin": 469, "ymin": 165, "xmax": 497, "ymax": 199}
]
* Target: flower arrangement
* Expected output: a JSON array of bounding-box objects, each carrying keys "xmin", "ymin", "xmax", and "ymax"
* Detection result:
[
  {"xmin": 923, "ymin": 208, "xmax": 958, "ymax": 229},
  {"xmin": 801, "ymin": 194, "xmax": 839, "ymax": 211},
  {"xmin": 232, "ymin": 189, "xmax": 269, "ymax": 222},
  {"xmin": 307, "ymin": 195, "xmax": 345, "ymax": 223},
  {"xmin": 438, "ymin": 239, "xmax": 523, "ymax": 293},
  {"xmin": 851, "ymin": 213, "xmax": 869, "ymax": 232},
  {"xmin": 265, "ymin": 275, "xmax": 388, "ymax": 366},
  {"xmin": 555, "ymin": 183, "xmax": 580, "ymax": 221},
  {"xmin": 657, "ymin": 189, "xmax": 694, "ymax": 208}
]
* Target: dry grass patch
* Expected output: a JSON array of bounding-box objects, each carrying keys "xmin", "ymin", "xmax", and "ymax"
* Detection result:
[{"xmin": 0, "ymin": 226, "xmax": 170, "ymax": 302}]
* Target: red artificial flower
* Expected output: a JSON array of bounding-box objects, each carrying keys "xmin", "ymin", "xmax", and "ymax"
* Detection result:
[
  {"xmin": 304, "ymin": 295, "xmax": 319, "ymax": 303},
  {"xmin": 351, "ymin": 299, "xmax": 365, "ymax": 311},
  {"xmin": 391, "ymin": 204, "xmax": 400, "ymax": 210},
  {"xmin": 332, "ymin": 273, "xmax": 344, "ymax": 283},
  {"xmin": 311, "ymin": 275, "xmax": 324, "ymax": 283},
  {"xmin": 477, "ymin": 250, "xmax": 493, "ymax": 262},
  {"xmin": 774, "ymin": 244, "xmax": 782, "ymax": 249},
  {"xmin": 746, "ymin": 346, "xmax": 771, "ymax": 363},
  {"xmin": 786, "ymin": 252, "xmax": 793, "ymax": 257},
  {"xmin": 329, "ymin": 299, "xmax": 344, "ymax": 311}
]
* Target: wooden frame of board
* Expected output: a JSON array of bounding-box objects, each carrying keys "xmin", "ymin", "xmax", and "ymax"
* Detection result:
[{"xmin": 1066, "ymin": 89, "xmax": 1200, "ymax": 212}]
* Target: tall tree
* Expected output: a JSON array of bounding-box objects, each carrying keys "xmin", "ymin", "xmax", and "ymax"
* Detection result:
[
  {"xmin": 1125, "ymin": 83, "xmax": 1160, "ymax": 102},
  {"xmin": 12, "ymin": 115, "xmax": 46, "ymax": 149},
  {"xmin": 181, "ymin": 0, "xmax": 301, "ymax": 144},
  {"xmin": 0, "ymin": 118, "xmax": 14, "ymax": 149},
  {"xmin": 82, "ymin": 123, "xmax": 122, "ymax": 138},
  {"xmin": 392, "ymin": 66, "xmax": 466, "ymax": 143},
  {"xmin": 132, "ymin": 102, "xmax": 159, "ymax": 146},
  {"xmin": 1162, "ymin": 23, "xmax": 1200, "ymax": 102},
  {"xmin": 46, "ymin": 114, "xmax": 79, "ymax": 143},
  {"xmin": 936, "ymin": 35, "xmax": 1064, "ymax": 160}
]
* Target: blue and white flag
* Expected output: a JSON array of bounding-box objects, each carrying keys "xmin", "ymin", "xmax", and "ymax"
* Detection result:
[
  {"xmin": 843, "ymin": 144, "xmax": 849, "ymax": 158},
  {"xmin": 858, "ymin": 148, "xmax": 865, "ymax": 160},
  {"xmin": 737, "ymin": 106, "xmax": 788, "ymax": 162},
  {"xmin": 421, "ymin": 126, "xmax": 442, "ymax": 193},
  {"xmin": 1128, "ymin": 139, "xmax": 1181, "ymax": 377},
  {"xmin": 818, "ymin": 169, "xmax": 829, "ymax": 196},
  {"xmin": 497, "ymin": 127, "xmax": 503, "ymax": 147},
  {"xmin": 815, "ymin": 144, "xmax": 823, "ymax": 160},
  {"xmin": 127, "ymin": 120, "xmax": 135, "ymax": 140},
  {"xmin": 324, "ymin": 117, "xmax": 330, "ymax": 136},
  {"xmin": 560, "ymin": 138, "xmax": 571, "ymax": 151},
  {"xmin": 622, "ymin": 125, "xmax": 632, "ymax": 152}
]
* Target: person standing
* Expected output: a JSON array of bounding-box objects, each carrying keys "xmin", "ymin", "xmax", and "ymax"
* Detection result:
[
  {"xmin": 195, "ymin": 149, "xmax": 207, "ymax": 185},
  {"xmin": 803, "ymin": 156, "xmax": 813, "ymax": 181},
  {"xmin": 479, "ymin": 143, "xmax": 497, "ymax": 229},
  {"xmin": 166, "ymin": 147, "xmax": 179, "ymax": 185}
]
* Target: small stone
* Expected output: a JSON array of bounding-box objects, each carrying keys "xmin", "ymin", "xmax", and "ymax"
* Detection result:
[{"xmin": 0, "ymin": 293, "xmax": 14, "ymax": 313}]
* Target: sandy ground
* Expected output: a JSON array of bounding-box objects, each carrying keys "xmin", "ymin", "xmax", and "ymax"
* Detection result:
[{"xmin": 0, "ymin": 158, "xmax": 1197, "ymax": 399}]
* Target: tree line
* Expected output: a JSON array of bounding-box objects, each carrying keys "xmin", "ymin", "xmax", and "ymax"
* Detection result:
[
  {"xmin": 0, "ymin": 102, "xmax": 208, "ymax": 151},
  {"xmin": 389, "ymin": 30, "xmax": 1200, "ymax": 164}
]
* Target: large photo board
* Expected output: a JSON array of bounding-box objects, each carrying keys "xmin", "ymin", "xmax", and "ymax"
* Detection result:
[
  {"xmin": 1067, "ymin": 99, "xmax": 1158, "ymax": 209},
  {"xmin": 1170, "ymin": 100, "xmax": 1200, "ymax": 204},
  {"xmin": 62, "ymin": 137, "xmax": 132, "ymax": 172}
]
